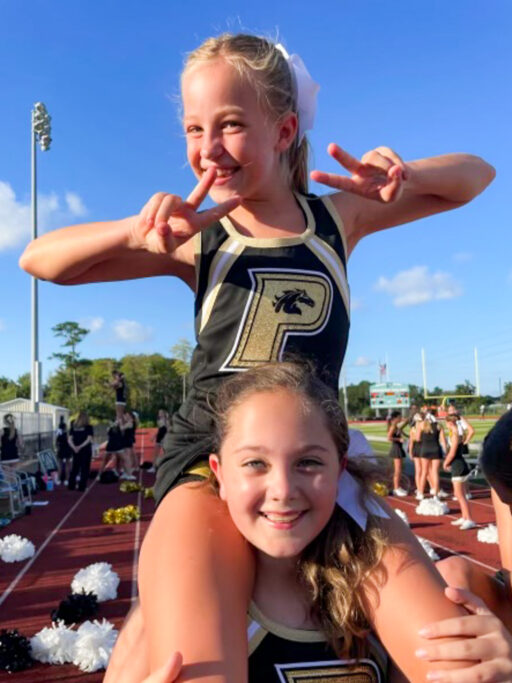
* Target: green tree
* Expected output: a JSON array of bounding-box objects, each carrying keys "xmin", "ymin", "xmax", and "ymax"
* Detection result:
[
  {"xmin": 503, "ymin": 382, "xmax": 512, "ymax": 404},
  {"xmin": 49, "ymin": 322, "xmax": 89, "ymax": 399},
  {"xmin": 16, "ymin": 373, "xmax": 31, "ymax": 399},
  {"xmin": 170, "ymin": 338, "xmax": 193, "ymax": 403},
  {"xmin": 0, "ymin": 376, "xmax": 17, "ymax": 402},
  {"xmin": 344, "ymin": 381, "xmax": 372, "ymax": 417}
]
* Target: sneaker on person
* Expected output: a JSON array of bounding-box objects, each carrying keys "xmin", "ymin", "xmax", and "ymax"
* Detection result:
[
  {"xmin": 436, "ymin": 489, "xmax": 449, "ymax": 499},
  {"xmin": 415, "ymin": 491, "xmax": 424, "ymax": 500},
  {"xmin": 147, "ymin": 466, "xmax": 156, "ymax": 473},
  {"xmin": 393, "ymin": 487, "xmax": 408, "ymax": 497},
  {"xmin": 451, "ymin": 518, "xmax": 465, "ymax": 526},
  {"xmin": 459, "ymin": 519, "xmax": 477, "ymax": 531},
  {"xmin": 466, "ymin": 491, "xmax": 473, "ymax": 500},
  {"xmin": 452, "ymin": 495, "xmax": 458, "ymax": 501},
  {"xmin": 64, "ymin": 480, "xmax": 68, "ymax": 486}
]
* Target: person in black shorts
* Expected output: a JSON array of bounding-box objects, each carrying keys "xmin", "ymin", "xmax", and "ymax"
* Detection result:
[
  {"xmin": 386, "ymin": 411, "xmax": 408, "ymax": 496},
  {"xmin": 68, "ymin": 411, "xmax": 94, "ymax": 492},
  {"xmin": 1, "ymin": 414, "xmax": 22, "ymax": 464},
  {"xmin": 55, "ymin": 415, "xmax": 72, "ymax": 485},
  {"xmin": 444, "ymin": 414, "xmax": 476, "ymax": 530},
  {"xmin": 111, "ymin": 370, "xmax": 127, "ymax": 419},
  {"xmin": 147, "ymin": 409, "xmax": 168, "ymax": 473},
  {"xmin": 418, "ymin": 411, "xmax": 448, "ymax": 500}
]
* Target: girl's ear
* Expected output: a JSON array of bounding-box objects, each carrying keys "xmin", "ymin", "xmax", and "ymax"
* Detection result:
[
  {"xmin": 276, "ymin": 112, "xmax": 298, "ymax": 152},
  {"xmin": 209, "ymin": 453, "xmax": 226, "ymax": 500}
]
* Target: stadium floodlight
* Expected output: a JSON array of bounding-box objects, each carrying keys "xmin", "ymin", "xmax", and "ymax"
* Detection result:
[{"xmin": 30, "ymin": 102, "xmax": 52, "ymax": 415}]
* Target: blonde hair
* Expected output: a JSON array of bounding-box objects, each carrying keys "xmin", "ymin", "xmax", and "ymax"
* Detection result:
[
  {"xmin": 213, "ymin": 361, "xmax": 389, "ymax": 656},
  {"xmin": 74, "ymin": 411, "xmax": 89, "ymax": 429},
  {"xmin": 182, "ymin": 33, "xmax": 309, "ymax": 194}
]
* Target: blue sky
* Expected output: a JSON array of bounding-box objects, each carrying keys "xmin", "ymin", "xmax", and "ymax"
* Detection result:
[{"xmin": 1, "ymin": 1, "xmax": 510, "ymax": 397}]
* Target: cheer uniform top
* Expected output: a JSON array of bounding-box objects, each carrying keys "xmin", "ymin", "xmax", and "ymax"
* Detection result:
[
  {"xmin": 155, "ymin": 194, "xmax": 350, "ymax": 504},
  {"xmin": 420, "ymin": 424, "xmax": 443, "ymax": 460},
  {"xmin": 115, "ymin": 377, "xmax": 127, "ymax": 405},
  {"xmin": 106, "ymin": 424, "xmax": 124, "ymax": 453},
  {"xmin": 248, "ymin": 602, "xmax": 388, "ymax": 682},
  {"xmin": 1, "ymin": 427, "xmax": 19, "ymax": 463}
]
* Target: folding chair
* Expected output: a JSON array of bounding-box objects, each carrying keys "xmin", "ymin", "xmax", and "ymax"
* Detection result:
[{"xmin": 0, "ymin": 463, "xmax": 25, "ymax": 518}]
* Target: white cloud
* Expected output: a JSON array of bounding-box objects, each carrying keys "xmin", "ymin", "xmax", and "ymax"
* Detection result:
[
  {"xmin": 350, "ymin": 298, "xmax": 363, "ymax": 312},
  {"xmin": 375, "ymin": 265, "xmax": 463, "ymax": 307},
  {"xmin": 0, "ymin": 180, "xmax": 87, "ymax": 250},
  {"xmin": 81, "ymin": 316, "xmax": 104, "ymax": 333},
  {"xmin": 453, "ymin": 251, "xmax": 473, "ymax": 263},
  {"xmin": 354, "ymin": 356, "xmax": 373, "ymax": 367},
  {"xmin": 65, "ymin": 192, "xmax": 87, "ymax": 217},
  {"xmin": 111, "ymin": 319, "xmax": 153, "ymax": 343}
]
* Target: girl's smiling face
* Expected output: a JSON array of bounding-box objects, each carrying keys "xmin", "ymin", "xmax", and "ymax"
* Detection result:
[
  {"xmin": 210, "ymin": 389, "xmax": 343, "ymax": 560},
  {"xmin": 182, "ymin": 58, "xmax": 296, "ymax": 203}
]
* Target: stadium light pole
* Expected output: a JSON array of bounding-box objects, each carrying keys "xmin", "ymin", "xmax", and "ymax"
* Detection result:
[{"xmin": 30, "ymin": 102, "xmax": 52, "ymax": 414}]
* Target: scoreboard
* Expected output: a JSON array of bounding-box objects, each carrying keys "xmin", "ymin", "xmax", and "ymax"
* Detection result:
[{"xmin": 370, "ymin": 382, "xmax": 410, "ymax": 409}]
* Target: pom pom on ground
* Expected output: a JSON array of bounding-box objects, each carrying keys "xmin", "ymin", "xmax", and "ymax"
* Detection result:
[
  {"xmin": 102, "ymin": 504, "xmax": 140, "ymax": 524},
  {"xmin": 477, "ymin": 523, "xmax": 499, "ymax": 544},
  {"xmin": 71, "ymin": 562, "xmax": 120, "ymax": 602},
  {"xmin": 415, "ymin": 497, "xmax": 449, "ymax": 516},
  {"xmin": 0, "ymin": 534, "xmax": 35, "ymax": 562},
  {"xmin": 144, "ymin": 487, "xmax": 154, "ymax": 499},
  {"xmin": 394, "ymin": 508, "xmax": 409, "ymax": 526},
  {"xmin": 0, "ymin": 629, "xmax": 33, "ymax": 673},
  {"xmin": 30, "ymin": 621, "xmax": 77, "ymax": 665},
  {"xmin": 119, "ymin": 481, "xmax": 142, "ymax": 493},
  {"xmin": 416, "ymin": 536, "xmax": 440, "ymax": 561},
  {"xmin": 52, "ymin": 590, "xmax": 99, "ymax": 624},
  {"xmin": 72, "ymin": 619, "xmax": 118, "ymax": 673},
  {"xmin": 372, "ymin": 482, "xmax": 389, "ymax": 497}
]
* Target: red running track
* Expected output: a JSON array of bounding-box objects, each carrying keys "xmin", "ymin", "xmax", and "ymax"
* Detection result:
[{"xmin": 0, "ymin": 430, "xmax": 502, "ymax": 681}]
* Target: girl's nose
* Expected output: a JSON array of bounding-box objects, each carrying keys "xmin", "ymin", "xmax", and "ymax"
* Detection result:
[
  {"xmin": 269, "ymin": 467, "xmax": 296, "ymax": 501},
  {"xmin": 201, "ymin": 131, "xmax": 223, "ymax": 161}
]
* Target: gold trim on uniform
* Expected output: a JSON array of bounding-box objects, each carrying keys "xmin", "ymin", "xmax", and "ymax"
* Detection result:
[
  {"xmin": 199, "ymin": 237, "xmax": 245, "ymax": 334},
  {"xmin": 275, "ymin": 660, "xmax": 381, "ymax": 682},
  {"xmin": 306, "ymin": 235, "xmax": 350, "ymax": 316},
  {"xmin": 321, "ymin": 194, "xmax": 348, "ymax": 258},
  {"xmin": 220, "ymin": 269, "xmax": 333, "ymax": 371}
]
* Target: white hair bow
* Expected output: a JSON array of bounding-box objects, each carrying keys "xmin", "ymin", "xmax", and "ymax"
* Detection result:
[{"xmin": 276, "ymin": 44, "xmax": 320, "ymax": 143}]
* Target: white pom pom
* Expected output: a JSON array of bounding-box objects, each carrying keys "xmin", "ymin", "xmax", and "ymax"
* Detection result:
[
  {"xmin": 416, "ymin": 536, "xmax": 440, "ymax": 561},
  {"xmin": 0, "ymin": 534, "xmax": 35, "ymax": 562},
  {"xmin": 394, "ymin": 508, "xmax": 409, "ymax": 526},
  {"xmin": 72, "ymin": 619, "xmax": 118, "ymax": 672},
  {"xmin": 71, "ymin": 562, "xmax": 120, "ymax": 602},
  {"xmin": 30, "ymin": 621, "xmax": 77, "ymax": 664},
  {"xmin": 415, "ymin": 498, "xmax": 449, "ymax": 516},
  {"xmin": 477, "ymin": 523, "xmax": 499, "ymax": 544}
]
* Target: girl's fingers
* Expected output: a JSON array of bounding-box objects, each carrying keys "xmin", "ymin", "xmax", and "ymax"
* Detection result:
[
  {"xmin": 327, "ymin": 143, "xmax": 363, "ymax": 174},
  {"xmin": 443, "ymin": 586, "xmax": 491, "ymax": 615},
  {"xmin": 195, "ymin": 195, "xmax": 241, "ymax": 232},
  {"xmin": 425, "ymin": 661, "xmax": 512, "ymax": 683},
  {"xmin": 374, "ymin": 146, "xmax": 408, "ymax": 176},
  {"xmin": 310, "ymin": 170, "xmax": 359, "ymax": 192},
  {"xmin": 380, "ymin": 167, "xmax": 403, "ymax": 203},
  {"xmin": 416, "ymin": 630, "xmax": 501, "ymax": 662},
  {"xmin": 186, "ymin": 167, "xmax": 217, "ymax": 209},
  {"xmin": 154, "ymin": 194, "xmax": 184, "ymax": 228}
]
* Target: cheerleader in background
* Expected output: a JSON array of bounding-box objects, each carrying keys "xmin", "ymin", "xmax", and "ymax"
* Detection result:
[
  {"xmin": 55, "ymin": 415, "xmax": 72, "ymax": 485},
  {"xmin": 387, "ymin": 411, "xmax": 408, "ymax": 496},
  {"xmin": 408, "ymin": 413, "xmax": 424, "ymax": 499},
  {"xmin": 111, "ymin": 370, "xmax": 127, "ymax": 420},
  {"xmin": 445, "ymin": 414, "xmax": 476, "ymax": 530},
  {"xmin": 418, "ymin": 411, "xmax": 448, "ymax": 499},
  {"xmin": 148, "ymin": 409, "xmax": 169, "ymax": 473},
  {"xmin": 448, "ymin": 403, "xmax": 476, "ymax": 499},
  {"xmin": 122, "ymin": 411, "xmax": 138, "ymax": 472}
]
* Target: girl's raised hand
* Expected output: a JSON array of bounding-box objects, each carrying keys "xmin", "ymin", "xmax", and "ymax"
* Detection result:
[
  {"xmin": 415, "ymin": 586, "xmax": 512, "ymax": 682},
  {"xmin": 311, "ymin": 144, "xmax": 409, "ymax": 203},
  {"xmin": 130, "ymin": 169, "xmax": 240, "ymax": 254}
]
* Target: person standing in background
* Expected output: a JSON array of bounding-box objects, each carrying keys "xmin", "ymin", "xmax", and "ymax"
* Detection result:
[{"xmin": 68, "ymin": 411, "xmax": 94, "ymax": 492}]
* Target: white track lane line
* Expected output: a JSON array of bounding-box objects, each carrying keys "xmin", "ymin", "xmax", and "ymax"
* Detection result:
[
  {"xmin": 131, "ymin": 463, "xmax": 143, "ymax": 602},
  {"xmin": 0, "ymin": 480, "xmax": 97, "ymax": 608},
  {"xmin": 389, "ymin": 498, "xmax": 499, "ymax": 572}
]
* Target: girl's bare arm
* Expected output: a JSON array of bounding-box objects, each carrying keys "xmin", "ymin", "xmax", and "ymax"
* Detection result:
[
  {"xmin": 363, "ymin": 502, "xmax": 472, "ymax": 682},
  {"xmin": 314, "ymin": 148, "xmax": 495, "ymax": 256}
]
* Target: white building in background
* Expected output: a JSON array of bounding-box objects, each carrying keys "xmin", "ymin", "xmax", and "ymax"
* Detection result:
[{"xmin": 0, "ymin": 398, "xmax": 70, "ymax": 434}]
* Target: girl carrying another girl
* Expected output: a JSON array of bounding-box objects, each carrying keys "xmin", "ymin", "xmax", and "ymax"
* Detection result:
[{"xmin": 19, "ymin": 32, "xmax": 495, "ymax": 678}]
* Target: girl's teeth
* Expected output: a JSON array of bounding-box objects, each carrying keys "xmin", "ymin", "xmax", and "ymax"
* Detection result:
[{"xmin": 264, "ymin": 513, "xmax": 301, "ymax": 523}]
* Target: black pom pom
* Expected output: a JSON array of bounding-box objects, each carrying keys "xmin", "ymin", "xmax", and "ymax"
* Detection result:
[
  {"xmin": 51, "ymin": 590, "xmax": 99, "ymax": 625},
  {"xmin": 0, "ymin": 629, "xmax": 33, "ymax": 672}
]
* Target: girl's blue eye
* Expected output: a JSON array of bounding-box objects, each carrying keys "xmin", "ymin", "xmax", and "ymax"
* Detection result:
[
  {"xmin": 298, "ymin": 458, "xmax": 323, "ymax": 469},
  {"xmin": 243, "ymin": 459, "xmax": 266, "ymax": 470},
  {"xmin": 223, "ymin": 120, "xmax": 242, "ymax": 129}
]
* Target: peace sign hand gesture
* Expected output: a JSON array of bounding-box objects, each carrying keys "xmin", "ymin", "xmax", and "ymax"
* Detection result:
[
  {"xmin": 129, "ymin": 168, "xmax": 240, "ymax": 254},
  {"xmin": 311, "ymin": 143, "xmax": 409, "ymax": 204}
]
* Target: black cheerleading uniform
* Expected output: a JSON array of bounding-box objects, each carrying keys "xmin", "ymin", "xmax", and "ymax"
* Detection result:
[
  {"xmin": 115, "ymin": 377, "xmax": 127, "ymax": 405},
  {"xmin": 388, "ymin": 428, "xmax": 406, "ymax": 459},
  {"xmin": 106, "ymin": 423, "xmax": 125, "ymax": 453},
  {"xmin": 420, "ymin": 423, "xmax": 443, "ymax": 460},
  {"xmin": 248, "ymin": 602, "xmax": 388, "ymax": 682},
  {"xmin": 449, "ymin": 442, "xmax": 471, "ymax": 481},
  {"xmin": 1, "ymin": 427, "xmax": 19, "ymax": 463},
  {"xmin": 155, "ymin": 194, "xmax": 350, "ymax": 504}
]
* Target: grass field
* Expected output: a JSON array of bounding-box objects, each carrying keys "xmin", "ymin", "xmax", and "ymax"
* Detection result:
[{"xmin": 352, "ymin": 418, "xmax": 497, "ymax": 444}]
